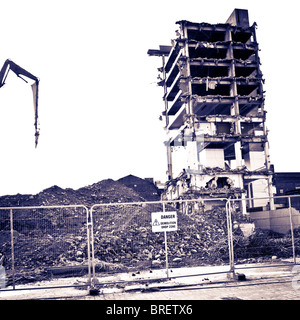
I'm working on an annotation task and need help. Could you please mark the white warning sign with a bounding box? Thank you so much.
[151,211,178,232]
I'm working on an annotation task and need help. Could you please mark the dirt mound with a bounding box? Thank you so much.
[75,179,145,206]
[1,178,298,286]
[117,175,161,201]
[0,178,147,284]
[91,205,230,270]
[0,179,145,208]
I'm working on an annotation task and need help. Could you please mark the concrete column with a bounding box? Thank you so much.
[186,140,199,171]
[234,141,243,168]
[241,193,247,215]
[166,143,173,180]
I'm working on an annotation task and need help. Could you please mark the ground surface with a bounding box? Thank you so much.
[1,261,299,300]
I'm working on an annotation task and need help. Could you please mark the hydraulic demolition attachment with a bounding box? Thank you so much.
[0,59,40,147]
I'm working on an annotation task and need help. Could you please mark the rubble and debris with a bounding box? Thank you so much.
[0,174,299,286]
[117,175,161,201]
[0,178,145,208]
[0,177,147,284]
[0,176,234,285]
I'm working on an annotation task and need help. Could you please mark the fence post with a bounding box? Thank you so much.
[288,197,296,264]
[226,200,235,274]
[86,208,92,286]
[88,207,96,287]
[162,202,170,279]
[9,209,15,290]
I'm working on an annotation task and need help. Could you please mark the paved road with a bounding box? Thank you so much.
[84,263,300,300]
[1,263,300,300]
[92,277,299,300]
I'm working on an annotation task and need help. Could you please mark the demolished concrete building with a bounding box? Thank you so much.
[148,9,275,213]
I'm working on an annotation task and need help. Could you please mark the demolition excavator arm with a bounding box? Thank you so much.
[0,59,40,147]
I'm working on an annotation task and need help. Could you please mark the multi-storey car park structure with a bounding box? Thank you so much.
[148,9,275,213]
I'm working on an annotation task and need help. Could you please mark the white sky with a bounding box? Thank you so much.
[0,0,299,196]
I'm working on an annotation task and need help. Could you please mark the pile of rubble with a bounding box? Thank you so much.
[0,178,149,283]
[91,205,230,269]
[37,179,145,207]
[1,177,298,285]
[0,178,145,208]
[0,179,232,284]
[233,227,300,261]
[117,175,161,201]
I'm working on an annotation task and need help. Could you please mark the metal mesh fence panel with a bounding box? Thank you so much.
[0,205,90,289]
[227,196,300,267]
[0,209,10,289]
[287,196,300,261]
[91,202,162,273]
[166,199,230,267]
[90,198,229,278]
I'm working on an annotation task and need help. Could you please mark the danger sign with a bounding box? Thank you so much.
[151,211,178,232]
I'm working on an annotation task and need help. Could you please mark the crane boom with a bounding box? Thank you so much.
[0,59,40,147]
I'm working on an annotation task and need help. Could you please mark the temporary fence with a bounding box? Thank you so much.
[89,198,229,284]
[226,194,300,273]
[0,195,300,292]
[0,205,91,290]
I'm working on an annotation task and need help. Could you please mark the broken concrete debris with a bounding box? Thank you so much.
[0,175,162,209]
[0,176,158,284]
[0,174,299,286]
[117,175,161,201]
[0,204,231,285]
[0,178,145,208]
[0,175,239,285]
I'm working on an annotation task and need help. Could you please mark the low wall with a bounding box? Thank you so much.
[250,207,300,234]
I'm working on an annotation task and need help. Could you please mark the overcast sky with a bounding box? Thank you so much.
[0,0,299,196]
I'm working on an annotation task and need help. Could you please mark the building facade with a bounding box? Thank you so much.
[148,9,274,212]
